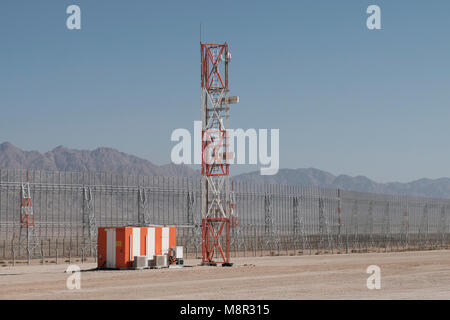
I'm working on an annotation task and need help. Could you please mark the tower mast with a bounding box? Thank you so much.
[200,42,238,266]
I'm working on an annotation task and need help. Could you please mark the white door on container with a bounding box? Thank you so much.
[132,228,141,260]
[147,227,155,259]
[106,229,116,269]
[162,227,170,255]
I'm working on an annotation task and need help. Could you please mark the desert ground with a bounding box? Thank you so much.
[0,250,449,299]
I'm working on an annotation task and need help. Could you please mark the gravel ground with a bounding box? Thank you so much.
[0,250,449,299]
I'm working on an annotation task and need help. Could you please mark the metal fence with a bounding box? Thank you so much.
[0,168,449,263]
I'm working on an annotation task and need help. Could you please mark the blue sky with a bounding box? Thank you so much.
[1,0,450,183]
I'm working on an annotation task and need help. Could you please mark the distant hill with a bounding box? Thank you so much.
[1,141,450,198]
[233,168,450,199]
[0,142,198,177]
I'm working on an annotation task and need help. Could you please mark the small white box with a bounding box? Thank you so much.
[170,246,183,259]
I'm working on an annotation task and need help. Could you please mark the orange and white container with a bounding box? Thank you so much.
[97,226,176,269]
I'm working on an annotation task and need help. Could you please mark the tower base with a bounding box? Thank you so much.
[202,218,231,265]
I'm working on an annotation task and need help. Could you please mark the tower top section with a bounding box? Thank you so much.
[201,42,230,90]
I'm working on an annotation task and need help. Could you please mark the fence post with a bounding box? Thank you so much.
[346,234,349,254]
[11,239,14,261]
[41,243,44,265]
[56,239,58,264]
[12,249,15,266]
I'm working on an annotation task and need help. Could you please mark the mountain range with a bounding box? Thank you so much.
[1,141,449,199]
[233,168,450,199]
[0,142,198,177]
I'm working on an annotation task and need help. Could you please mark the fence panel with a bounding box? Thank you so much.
[0,168,449,260]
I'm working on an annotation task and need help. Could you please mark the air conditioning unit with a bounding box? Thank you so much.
[133,256,148,270]
[154,254,168,268]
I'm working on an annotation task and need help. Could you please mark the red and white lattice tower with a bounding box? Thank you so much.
[201,42,238,266]
[19,169,40,257]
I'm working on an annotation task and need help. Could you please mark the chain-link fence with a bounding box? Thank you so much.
[0,168,449,263]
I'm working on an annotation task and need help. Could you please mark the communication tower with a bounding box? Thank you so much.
[201,42,238,266]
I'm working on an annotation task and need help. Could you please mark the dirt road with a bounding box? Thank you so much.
[0,250,449,299]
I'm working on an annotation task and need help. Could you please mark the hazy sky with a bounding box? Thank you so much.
[1,0,450,183]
